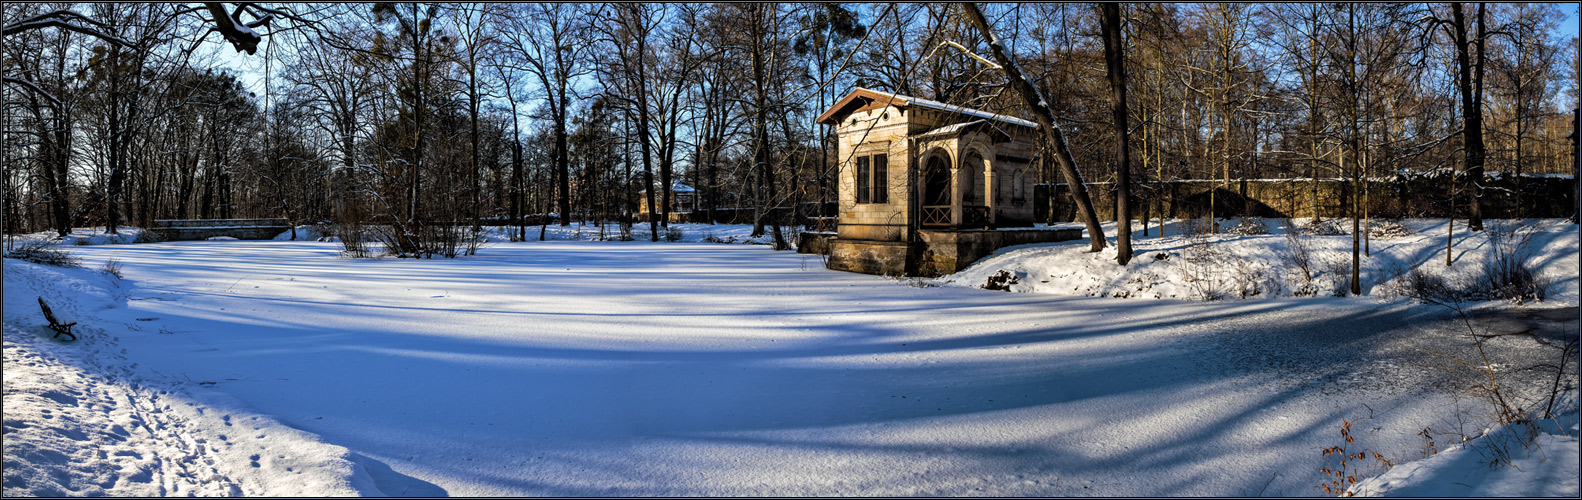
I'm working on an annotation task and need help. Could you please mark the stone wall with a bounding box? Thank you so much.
[826,227,1083,277]
[1037,174,1578,223]
[917,228,1083,276]
[148,218,291,241]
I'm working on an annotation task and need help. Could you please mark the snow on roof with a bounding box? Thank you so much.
[911,120,990,139]
[818,87,1038,129]
[641,182,697,193]
[889,90,1039,129]
[909,120,1018,143]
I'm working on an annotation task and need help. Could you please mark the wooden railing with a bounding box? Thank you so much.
[962,206,991,227]
[804,216,837,233]
[919,206,991,228]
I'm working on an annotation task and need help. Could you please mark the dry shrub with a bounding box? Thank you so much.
[983,269,1019,291]
[1301,218,1346,236]
[1324,254,1352,297]
[1278,219,1317,296]
[372,222,482,259]
[1317,418,1395,496]
[1177,233,1227,301]
[1227,217,1267,235]
[1367,219,1411,238]
[1479,221,1549,304]
[5,240,78,267]
[101,259,124,279]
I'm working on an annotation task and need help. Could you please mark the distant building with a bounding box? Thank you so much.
[638,182,699,216]
[812,88,1080,276]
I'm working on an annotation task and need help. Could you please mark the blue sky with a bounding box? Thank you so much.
[1559,3,1579,41]
[211,3,1581,117]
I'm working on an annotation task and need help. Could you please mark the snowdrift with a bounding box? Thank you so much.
[949,218,1579,306]
[2,259,379,496]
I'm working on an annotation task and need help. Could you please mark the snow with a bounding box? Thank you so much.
[856,87,1038,129]
[949,218,1579,305]
[1348,409,1579,497]
[3,218,1576,496]
[912,119,998,140]
[9,226,145,246]
[3,261,376,496]
[271,223,788,246]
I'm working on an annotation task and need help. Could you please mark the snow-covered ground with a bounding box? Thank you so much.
[11,226,146,246]
[950,218,1579,305]
[273,222,789,247]
[3,219,1577,496]
[3,260,375,496]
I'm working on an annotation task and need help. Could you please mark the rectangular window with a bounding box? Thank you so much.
[855,156,871,204]
[872,154,888,204]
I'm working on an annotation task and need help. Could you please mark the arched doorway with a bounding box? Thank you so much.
[921,154,952,226]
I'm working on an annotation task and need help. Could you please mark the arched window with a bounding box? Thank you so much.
[923,155,952,206]
[1011,169,1027,204]
[962,152,985,204]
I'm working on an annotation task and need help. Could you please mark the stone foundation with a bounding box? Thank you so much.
[826,238,911,276]
[796,231,835,255]
[916,228,1083,275]
[825,227,1083,277]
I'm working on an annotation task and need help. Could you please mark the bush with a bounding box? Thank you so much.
[1300,218,1346,236]
[665,226,684,242]
[371,222,481,259]
[1478,222,1549,304]
[983,269,1020,291]
[1367,219,1411,238]
[101,259,124,279]
[1278,219,1316,289]
[1227,217,1268,235]
[310,221,339,242]
[1177,233,1227,301]
[1325,255,1352,297]
[5,240,79,267]
[338,221,370,258]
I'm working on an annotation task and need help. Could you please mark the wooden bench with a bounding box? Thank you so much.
[37,297,76,341]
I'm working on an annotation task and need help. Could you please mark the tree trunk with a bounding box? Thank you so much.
[1101,4,1132,265]
[630,8,659,242]
[962,2,1106,251]
[1452,2,1486,231]
[749,5,787,250]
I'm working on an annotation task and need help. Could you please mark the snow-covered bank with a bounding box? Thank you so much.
[2,260,378,496]
[1349,405,1579,497]
[8,226,145,246]
[270,222,789,247]
[949,218,1579,306]
[8,238,1563,496]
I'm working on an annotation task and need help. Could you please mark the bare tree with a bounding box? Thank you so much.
[447,3,499,240]
[502,4,589,230]
[961,2,1106,252]
[1100,3,1132,264]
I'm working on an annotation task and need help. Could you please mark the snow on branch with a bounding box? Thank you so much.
[3,77,63,106]
[202,2,268,55]
[927,40,1002,71]
[1,11,133,47]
